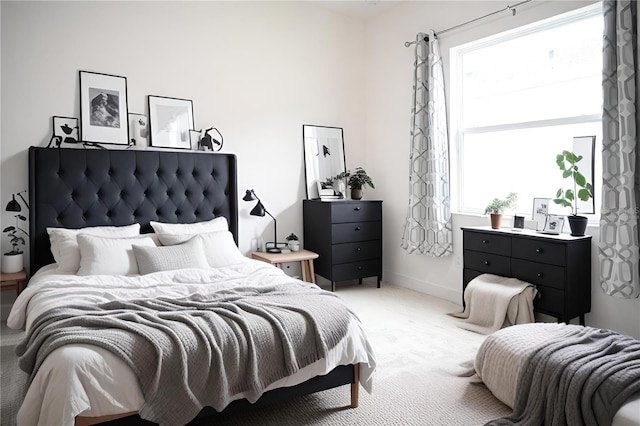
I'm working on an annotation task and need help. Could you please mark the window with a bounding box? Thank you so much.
[450,3,603,219]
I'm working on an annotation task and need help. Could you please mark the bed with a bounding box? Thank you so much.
[7,146,376,426]
[475,323,640,426]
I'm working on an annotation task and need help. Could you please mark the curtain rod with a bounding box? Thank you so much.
[404,0,533,47]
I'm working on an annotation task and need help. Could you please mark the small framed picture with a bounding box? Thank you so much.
[542,214,565,234]
[532,197,551,231]
[79,71,129,145]
[189,130,202,150]
[128,113,149,148]
[513,215,525,229]
[53,116,79,144]
[148,95,194,149]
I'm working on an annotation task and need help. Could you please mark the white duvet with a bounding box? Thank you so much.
[8,259,376,426]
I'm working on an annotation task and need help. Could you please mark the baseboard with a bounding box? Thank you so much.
[384,269,461,306]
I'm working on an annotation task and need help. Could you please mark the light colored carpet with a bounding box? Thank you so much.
[0,280,510,425]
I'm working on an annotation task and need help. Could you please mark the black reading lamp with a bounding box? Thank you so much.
[6,190,29,212]
[243,189,282,253]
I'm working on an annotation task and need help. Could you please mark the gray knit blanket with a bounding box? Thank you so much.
[485,325,640,426]
[16,283,354,426]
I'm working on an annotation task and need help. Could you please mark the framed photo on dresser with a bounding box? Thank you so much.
[79,71,129,145]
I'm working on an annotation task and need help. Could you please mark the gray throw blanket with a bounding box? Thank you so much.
[16,283,354,426]
[485,325,640,426]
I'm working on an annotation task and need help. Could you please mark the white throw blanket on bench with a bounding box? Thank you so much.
[451,274,537,335]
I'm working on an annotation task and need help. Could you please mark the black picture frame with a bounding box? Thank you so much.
[79,71,129,145]
[53,116,79,144]
[128,113,149,148]
[148,95,194,149]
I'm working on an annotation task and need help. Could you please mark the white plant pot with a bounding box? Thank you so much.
[288,241,300,252]
[2,253,24,274]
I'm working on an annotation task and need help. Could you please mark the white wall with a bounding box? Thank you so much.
[363,0,640,338]
[0,0,366,311]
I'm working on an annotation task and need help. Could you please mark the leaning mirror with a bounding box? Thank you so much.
[303,125,346,199]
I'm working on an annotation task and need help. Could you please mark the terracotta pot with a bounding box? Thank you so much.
[490,213,502,229]
[351,188,363,200]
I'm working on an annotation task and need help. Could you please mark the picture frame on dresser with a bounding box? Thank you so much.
[532,197,550,231]
[79,71,129,145]
[148,95,194,149]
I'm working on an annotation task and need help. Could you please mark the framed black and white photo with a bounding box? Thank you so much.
[542,214,565,234]
[52,116,79,144]
[79,71,129,145]
[532,197,551,231]
[128,113,149,148]
[148,96,194,149]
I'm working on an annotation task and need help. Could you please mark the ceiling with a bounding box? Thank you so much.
[310,0,405,21]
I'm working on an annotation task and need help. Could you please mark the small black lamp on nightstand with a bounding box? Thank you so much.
[243,189,284,253]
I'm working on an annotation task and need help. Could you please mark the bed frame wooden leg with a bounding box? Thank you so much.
[350,363,360,408]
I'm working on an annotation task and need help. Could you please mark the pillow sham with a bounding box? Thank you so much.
[77,234,156,276]
[132,237,209,275]
[149,216,228,235]
[159,230,245,268]
[48,223,141,273]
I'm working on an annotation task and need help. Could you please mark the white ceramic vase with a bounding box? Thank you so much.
[288,241,300,252]
[2,253,23,274]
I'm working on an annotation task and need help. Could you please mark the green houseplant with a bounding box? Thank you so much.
[484,192,518,229]
[552,150,593,236]
[347,167,375,200]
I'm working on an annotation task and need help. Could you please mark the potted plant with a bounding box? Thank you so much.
[2,213,28,273]
[347,167,375,200]
[484,192,518,229]
[552,150,593,236]
[286,233,300,252]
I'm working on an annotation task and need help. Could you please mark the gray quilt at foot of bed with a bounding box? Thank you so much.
[485,325,640,426]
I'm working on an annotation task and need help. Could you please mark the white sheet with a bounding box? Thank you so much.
[8,259,376,426]
[474,323,640,426]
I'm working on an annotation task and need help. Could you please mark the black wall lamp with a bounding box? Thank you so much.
[6,190,29,212]
[243,189,284,253]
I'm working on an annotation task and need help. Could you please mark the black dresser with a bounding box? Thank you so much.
[303,200,382,291]
[462,226,592,325]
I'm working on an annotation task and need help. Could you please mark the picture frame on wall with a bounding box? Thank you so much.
[532,197,551,231]
[52,116,79,145]
[148,95,194,149]
[128,113,149,148]
[542,214,565,235]
[79,71,129,145]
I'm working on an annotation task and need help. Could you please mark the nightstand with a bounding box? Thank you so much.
[251,249,319,284]
[1,268,28,296]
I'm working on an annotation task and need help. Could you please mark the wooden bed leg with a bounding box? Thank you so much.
[351,363,360,408]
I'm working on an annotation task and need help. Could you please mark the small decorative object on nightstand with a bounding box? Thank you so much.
[1,268,28,296]
[286,233,300,252]
[251,249,319,284]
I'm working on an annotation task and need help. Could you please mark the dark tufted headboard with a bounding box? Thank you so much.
[28,147,238,275]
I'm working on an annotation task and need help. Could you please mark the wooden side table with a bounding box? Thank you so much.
[1,268,28,296]
[251,249,319,284]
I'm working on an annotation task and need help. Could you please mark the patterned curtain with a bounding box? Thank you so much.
[599,0,640,299]
[401,31,452,256]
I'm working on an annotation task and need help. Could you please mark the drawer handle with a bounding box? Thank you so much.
[484,260,490,266]
[356,247,362,251]
[354,207,361,211]
[482,240,488,244]
[536,248,544,254]
[355,226,361,231]
[537,272,544,278]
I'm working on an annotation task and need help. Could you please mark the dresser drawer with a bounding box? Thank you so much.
[331,202,381,223]
[463,232,511,256]
[332,221,381,244]
[332,240,381,264]
[512,258,566,290]
[332,259,381,281]
[512,238,566,266]
[463,250,510,277]
[533,284,564,317]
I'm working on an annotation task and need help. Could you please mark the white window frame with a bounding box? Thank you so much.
[449,3,603,220]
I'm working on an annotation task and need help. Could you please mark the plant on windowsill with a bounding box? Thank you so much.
[552,150,593,236]
[484,192,518,229]
[285,233,300,252]
[347,167,375,200]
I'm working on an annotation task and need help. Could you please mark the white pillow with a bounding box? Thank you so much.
[48,223,141,273]
[77,234,156,276]
[160,230,245,268]
[132,237,209,275]
[149,217,228,235]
